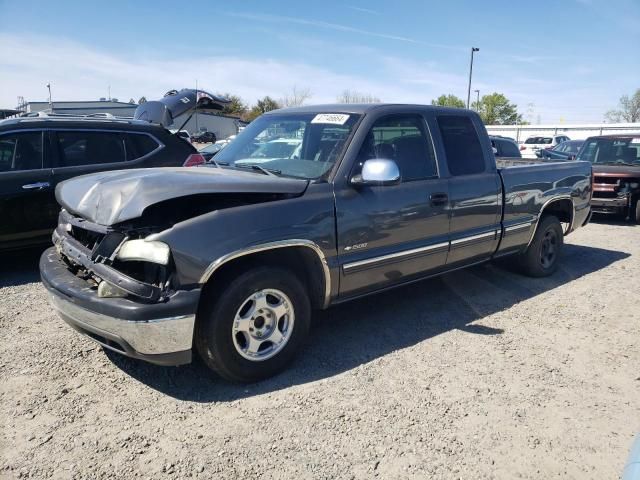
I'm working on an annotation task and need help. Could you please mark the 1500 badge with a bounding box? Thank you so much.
[344,243,368,251]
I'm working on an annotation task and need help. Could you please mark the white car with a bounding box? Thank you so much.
[520,134,570,158]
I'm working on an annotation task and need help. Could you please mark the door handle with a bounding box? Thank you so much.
[22,182,51,190]
[430,192,448,206]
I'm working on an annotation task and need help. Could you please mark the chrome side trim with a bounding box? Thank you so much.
[199,240,332,309]
[526,195,574,248]
[450,230,496,246]
[505,222,533,233]
[48,292,195,354]
[343,241,449,272]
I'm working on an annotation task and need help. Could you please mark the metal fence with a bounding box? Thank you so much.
[486,123,640,142]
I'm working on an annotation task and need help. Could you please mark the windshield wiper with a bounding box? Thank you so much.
[235,164,281,176]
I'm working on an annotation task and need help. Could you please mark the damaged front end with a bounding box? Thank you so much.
[53,210,174,302]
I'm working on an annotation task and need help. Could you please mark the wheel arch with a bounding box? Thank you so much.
[198,240,331,312]
[527,195,575,247]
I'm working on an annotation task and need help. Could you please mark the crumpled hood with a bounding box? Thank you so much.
[56,167,309,225]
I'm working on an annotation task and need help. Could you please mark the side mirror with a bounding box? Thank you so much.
[351,158,401,186]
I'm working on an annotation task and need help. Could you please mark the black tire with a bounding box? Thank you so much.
[634,198,640,224]
[195,266,311,383]
[518,215,563,277]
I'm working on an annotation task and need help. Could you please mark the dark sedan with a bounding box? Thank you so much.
[536,140,584,160]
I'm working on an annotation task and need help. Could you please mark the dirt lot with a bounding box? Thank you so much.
[1,219,638,479]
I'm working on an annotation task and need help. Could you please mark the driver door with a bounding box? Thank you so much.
[335,114,450,298]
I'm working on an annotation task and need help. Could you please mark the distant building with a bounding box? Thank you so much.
[173,111,244,140]
[16,99,138,117]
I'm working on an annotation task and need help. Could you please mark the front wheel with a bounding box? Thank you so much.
[518,215,564,277]
[634,197,640,224]
[195,266,311,382]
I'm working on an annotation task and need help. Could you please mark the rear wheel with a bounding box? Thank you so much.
[634,198,640,224]
[195,266,311,382]
[518,215,563,277]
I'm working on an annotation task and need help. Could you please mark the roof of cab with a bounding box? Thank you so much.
[267,103,471,115]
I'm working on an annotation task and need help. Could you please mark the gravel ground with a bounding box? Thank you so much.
[1,219,638,479]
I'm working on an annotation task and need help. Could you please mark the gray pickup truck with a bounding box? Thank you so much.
[40,103,592,382]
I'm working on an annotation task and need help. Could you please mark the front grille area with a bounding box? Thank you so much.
[69,225,105,252]
[593,191,619,199]
[594,176,619,185]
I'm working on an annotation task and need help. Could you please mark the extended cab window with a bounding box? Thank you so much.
[356,114,437,181]
[56,131,125,167]
[437,115,485,175]
[0,131,43,172]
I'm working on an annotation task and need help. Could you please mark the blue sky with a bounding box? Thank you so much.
[0,0,638,123]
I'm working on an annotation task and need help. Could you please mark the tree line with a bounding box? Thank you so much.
[430,93,527,125]
[214,87,381,122]
[137,86,640,124]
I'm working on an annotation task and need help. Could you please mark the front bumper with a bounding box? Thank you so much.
[40,247,199,366]
[591,195,630,214]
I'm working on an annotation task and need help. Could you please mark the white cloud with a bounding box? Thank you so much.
[0,32,621,123]
[0,33,462,108]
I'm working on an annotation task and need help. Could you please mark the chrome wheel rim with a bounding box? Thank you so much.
[540,228,558,269]
[232,289,295,361]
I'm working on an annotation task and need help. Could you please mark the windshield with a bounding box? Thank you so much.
[213,112,361,179]
[525,137,552,144]
[576,137,640,165]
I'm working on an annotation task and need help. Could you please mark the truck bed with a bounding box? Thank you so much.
[496,159,592,255]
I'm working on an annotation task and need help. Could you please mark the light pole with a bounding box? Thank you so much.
[46,82,53,112]
[474,89,480,111]
[466,47,479,109]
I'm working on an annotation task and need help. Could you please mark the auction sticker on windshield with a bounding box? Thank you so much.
[311,113,350,125]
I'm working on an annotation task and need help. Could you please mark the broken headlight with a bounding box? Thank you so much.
[117,239,170,265]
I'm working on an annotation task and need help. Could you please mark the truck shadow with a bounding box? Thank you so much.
[590,213,638,227]
[0,247,46,288]
[106,242,630,402]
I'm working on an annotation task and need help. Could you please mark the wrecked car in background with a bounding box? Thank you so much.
[577,134,640,223]
[40,104,592,382]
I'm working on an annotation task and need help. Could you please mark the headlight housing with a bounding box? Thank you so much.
[117,239,170,265]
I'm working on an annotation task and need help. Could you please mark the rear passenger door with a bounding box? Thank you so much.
[435,114,501,266]
[49,130,163,212]
[0,130,54,248]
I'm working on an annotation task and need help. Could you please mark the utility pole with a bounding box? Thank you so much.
[466,47,479,109]
[474,89,480,111]
[195,79,198,134]
[46,83,53,112]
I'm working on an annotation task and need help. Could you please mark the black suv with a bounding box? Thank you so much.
[0,115,199,251]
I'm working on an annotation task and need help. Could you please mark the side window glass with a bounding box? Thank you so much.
[125,133,160,161]
[57,131,125,167]
[0,132,43,172]
[355,114,437,181]
[437,115,485,175]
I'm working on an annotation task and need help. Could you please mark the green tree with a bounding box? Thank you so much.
[431,94,465,108]
[475,93,524,125]
[605,89,640,123]
[138,96,147,104]
[245,96,281,122]
[218,93,248,117]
